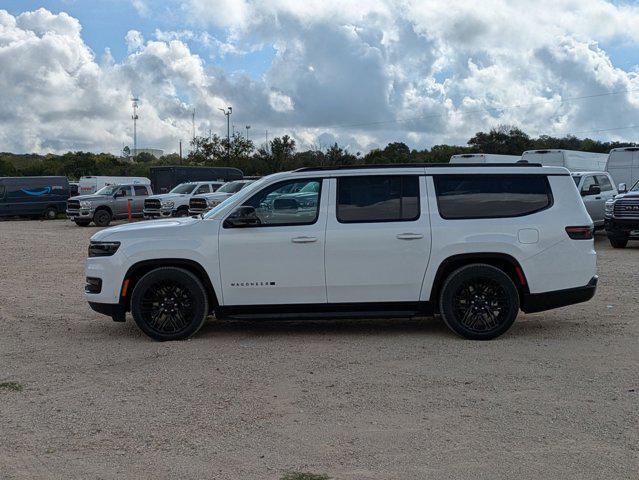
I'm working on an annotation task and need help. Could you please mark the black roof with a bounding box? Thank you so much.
[294,162,542,172]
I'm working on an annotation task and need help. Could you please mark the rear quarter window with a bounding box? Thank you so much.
[433,174,552,219]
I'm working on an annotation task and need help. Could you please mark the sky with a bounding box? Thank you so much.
[0,0,638,155]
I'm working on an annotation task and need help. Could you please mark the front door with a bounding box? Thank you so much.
[218,177,328,305]
[113,186,133,218]
[580,175,603,225]
[324,174,431,303]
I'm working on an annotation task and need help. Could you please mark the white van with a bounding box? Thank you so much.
[521,150,608,172]
[606,147,639,191]
[450,153,521,164]
[78,176,151,195]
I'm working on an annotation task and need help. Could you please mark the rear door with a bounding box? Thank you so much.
[133,185,149,213]
[324,174,431,303]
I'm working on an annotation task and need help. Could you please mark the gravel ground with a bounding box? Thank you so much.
[0,219,637,480]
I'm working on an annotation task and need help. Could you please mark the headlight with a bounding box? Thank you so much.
[605,200,614,213]
[161,200,174,208]
[207,198,221,207]
[88,241,120,257]
[80,201,92,208]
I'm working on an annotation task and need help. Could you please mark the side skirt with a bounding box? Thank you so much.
[215,302,435,321]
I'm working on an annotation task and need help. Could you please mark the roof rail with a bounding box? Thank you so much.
[294,162,542,172]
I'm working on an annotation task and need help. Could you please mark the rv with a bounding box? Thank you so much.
[450,153,521,164]
[0,176,70,219]
[521,150,608,172]
[606,147,639,191]
[78,176,150,195]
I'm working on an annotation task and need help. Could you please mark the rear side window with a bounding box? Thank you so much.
[433,175,552,219]
[337,175,420,223]
[134,186,148,196]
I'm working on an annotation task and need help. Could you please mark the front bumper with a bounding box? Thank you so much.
[143,208,173,219]
[521,276,598,314]
[67,208,94,219]
[604,217,639,236]
[88,301,126,322]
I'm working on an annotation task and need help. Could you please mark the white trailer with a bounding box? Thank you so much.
[450,153,521,164]
[521,149,608,172]
[78,176,151,195]
[606,147,639,191]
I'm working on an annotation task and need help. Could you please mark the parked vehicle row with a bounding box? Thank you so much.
[84,162,598,342]
[0,176,70,219]
[143,181,225,219]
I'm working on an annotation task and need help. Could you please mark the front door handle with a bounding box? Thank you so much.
[292,236,318,243]
[396,233,424,240]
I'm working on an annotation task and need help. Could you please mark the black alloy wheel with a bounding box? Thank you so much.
[131,267,209,341]
[439,264,519,340]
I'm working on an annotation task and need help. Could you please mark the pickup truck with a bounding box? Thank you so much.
[67,184,153,227]
[604,180,639,248]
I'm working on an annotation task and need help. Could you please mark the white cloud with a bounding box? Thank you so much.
[1,3,639,155]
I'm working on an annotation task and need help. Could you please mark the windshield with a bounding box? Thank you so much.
[217,181,250,194]
[572,176,581,187]
[170,183,196,194]
[203,177,270,219]
[95,185,119,195]
[631,180,639,192]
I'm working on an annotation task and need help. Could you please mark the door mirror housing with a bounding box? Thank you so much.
[224,206,261,228]
[582,184,601,196]
[618,183,627,194]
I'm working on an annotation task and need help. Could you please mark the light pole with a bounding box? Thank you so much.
[131,97,139,157]
[245,125,251,141]
[218,106,232,161]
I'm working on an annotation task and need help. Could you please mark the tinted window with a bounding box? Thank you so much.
[0,185,5,197]
[134,185,148,196]
[581,176,596,194]
[434,175,552,219]
[239,178,321,226]
[337,175,419,223]
[118,186,132,197]
[194,184,210,194]
[596,175,613,191]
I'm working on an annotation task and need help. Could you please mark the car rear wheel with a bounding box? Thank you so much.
[130,267,209,341]
[608,236,628,248]
[43,206,57,220]
[439,264,520,340]
[74,220,91,227]
[93,209,111,227]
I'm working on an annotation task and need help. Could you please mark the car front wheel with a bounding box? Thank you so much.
[608,236,628,248]
[130,267,209,341]
[93,209,111,227]
[439,264,520,340]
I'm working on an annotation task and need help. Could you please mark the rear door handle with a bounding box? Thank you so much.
[396,233,424,240]
[292,236,318,243]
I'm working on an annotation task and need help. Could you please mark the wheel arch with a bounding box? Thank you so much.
[94,205,113,216]
[120,258,219,313]
[429,253,529,304]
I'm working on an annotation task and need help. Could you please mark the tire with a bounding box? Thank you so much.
[93,209,112,227]
[176,207,189,217]
[609,237,628,248]
[74,220,91,227]
[439,264,520,340]
[130,267,209,341]
[43,206,57,220]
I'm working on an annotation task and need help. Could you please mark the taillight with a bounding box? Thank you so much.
[565,226,593,240]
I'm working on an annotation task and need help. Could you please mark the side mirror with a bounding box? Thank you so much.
[582,185,601,196]
[224,206,261,228]
[618,183,627,194]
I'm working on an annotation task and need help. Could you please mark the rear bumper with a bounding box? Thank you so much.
[521,276,598,314]
[88,301,126,322]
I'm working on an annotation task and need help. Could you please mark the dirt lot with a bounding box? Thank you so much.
[0,219,637,480]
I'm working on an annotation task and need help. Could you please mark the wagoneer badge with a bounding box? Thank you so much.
[231,282,276,287]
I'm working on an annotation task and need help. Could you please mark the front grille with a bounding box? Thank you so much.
[613,198,639,218]
[189,198,208,211]
[67,200,80,210]
[144,198,161,210]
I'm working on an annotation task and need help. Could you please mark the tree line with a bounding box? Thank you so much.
[0,126,635,179]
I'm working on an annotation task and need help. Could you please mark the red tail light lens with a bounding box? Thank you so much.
[565,226,593,240]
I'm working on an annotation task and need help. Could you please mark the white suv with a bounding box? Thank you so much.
[143,181,224,218]
[85,164,597,341]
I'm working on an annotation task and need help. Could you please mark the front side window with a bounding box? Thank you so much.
[233,178,322,226]
[218,181,249,194]
[434,175,552,219]
[194,184,210,195]
[117,186,133,197]
[336,175,420,223]
[580,176,597,194]
[595,175,613,191]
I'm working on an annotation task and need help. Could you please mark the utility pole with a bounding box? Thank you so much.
[232,124,235,136]
[245,125,250,141]
[265,129,269,152]
[179,139,182,163]
[131,97,139,157]
[218,106,232,161]
[191,109,196,141]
